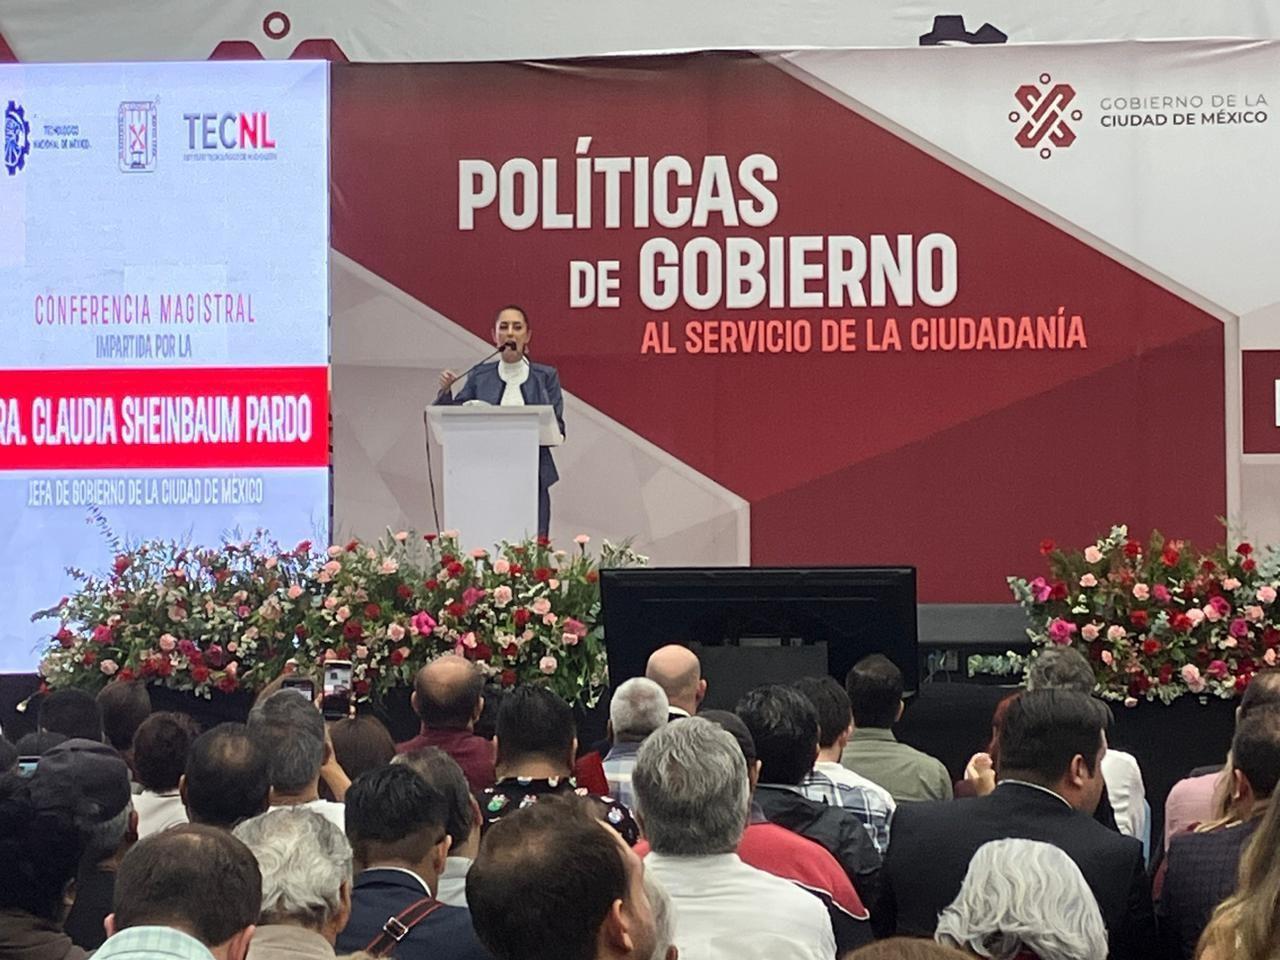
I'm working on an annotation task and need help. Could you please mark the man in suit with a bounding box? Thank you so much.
[881,689,1156,960]
[437,305,565,538]
[1159,704,1280,958]
[336,765,490,960]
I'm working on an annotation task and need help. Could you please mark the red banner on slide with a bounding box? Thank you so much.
[0,367,329,470]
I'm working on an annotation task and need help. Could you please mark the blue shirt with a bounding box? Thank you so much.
[95,927,216,960]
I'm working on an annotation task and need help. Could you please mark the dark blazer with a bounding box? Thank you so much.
[881,782,1156,960]
[437,360,565,487]
[336,868,491,960]
[1158,818,1259,959]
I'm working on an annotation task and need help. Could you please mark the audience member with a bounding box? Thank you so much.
[31,740,136,951]
[850,939,969,959]
[327,716,395,782]
[0,737,17,775]
[842,655,952,802]
[38,691,103,744]
[694,710,870,953]
[393,747,480,907]
[1159,706,1280,958]
[645,645,706,720]
[934,838,1108,960]
[793,675,895,854]
[16,731,68,758]
[397,655,495,791]
[602,677,668,809]
[337,765,489,960]
[96,682,151,776]
[0,773,87,960]
[247,691,346,829]
[181,723,270,829]
[467,798,658,960]
[1196,785,1280,960]
[97,825,260,960]
[479,686,638,844]
[1026,647,1147,839]
[633,716,837,960]
[736,685,882,905]
[644,872,677,960]
[882,690,1154,959]
[132,712,201,838]
[1164,669,1280,848]
[233,809,352,960]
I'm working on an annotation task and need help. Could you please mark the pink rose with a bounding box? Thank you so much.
[336,605,351,622]
[1106,625,1127,641]
[1030,577,1052,603]
[462,587,486,608]
[100,659,118,676]
[1079,574,1098,588]
[531,597,552,616]
[1100,650,1114,666]
[1266,648,1278,667]
[443,530,460,540]
[355,645,369,659]
[1223,577,1241,591]
[574,534,591,546]
[1186,608,1206,626]
[542,613,558,626]
[548,579,560,590]
[158,633,177,652]
[493,585,513,607]
[394,531,409,542]
[387,623,406,642]
[493,558,511,575]
[1203,604,1222,623]
[539,655,558,675]
[1246,604,1265,622]
[236,605,251,618]
[287,584,304,600]
[380,558,400,575]
[227,641,239,653]
[1230,618,1250,639]
[323,596,338,610]
[471,548,488,559]
[1210,595,1232,616]
[462,632,478,649]
[323,560,342,576]
[1083,546,1103,564]
[1257,585,1278,604]
[1081,623,1101,641]
[1132,583,1150,601]
[1152,585,1171,604]
[397,646,411,661]
[562,631,580,647]
[411,611,437,635]
[327,545,343,558]
[167,605,188,622]
[564,617,588,638]
[1223,637,1239,648]
[1181,664,1205,692]
[1047,618,1077,644]
[1207,659,1230,679]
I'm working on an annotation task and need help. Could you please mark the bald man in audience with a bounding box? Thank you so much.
[397,654,495,791]
[645,645,707,721]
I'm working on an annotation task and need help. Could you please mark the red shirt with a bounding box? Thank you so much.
[396,726,496,791]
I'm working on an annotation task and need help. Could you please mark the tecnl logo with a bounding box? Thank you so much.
[1011,74,1081,159]
[183,112,277,151]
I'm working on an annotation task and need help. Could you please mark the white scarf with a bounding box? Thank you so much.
[498,358,529,406]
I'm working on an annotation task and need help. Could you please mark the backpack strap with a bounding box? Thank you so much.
[363,896,448,958]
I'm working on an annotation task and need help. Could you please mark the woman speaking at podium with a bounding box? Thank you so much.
[436,305,565,538]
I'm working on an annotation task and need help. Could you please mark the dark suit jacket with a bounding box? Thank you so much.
[336,868,491,960]
[882,782,1156,960]
[1158,818,1258,959]
[437,360,565,487]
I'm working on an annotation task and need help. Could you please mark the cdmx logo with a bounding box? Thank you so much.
[4,99,30,175]
[1011,74,1082,159]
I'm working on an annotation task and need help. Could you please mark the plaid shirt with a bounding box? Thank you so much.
[95,927,216,960]
[799,770,893,854]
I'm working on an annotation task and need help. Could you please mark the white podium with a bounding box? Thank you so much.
[426,405,562,551]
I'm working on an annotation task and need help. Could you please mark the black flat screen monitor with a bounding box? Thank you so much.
[599,567,918,709]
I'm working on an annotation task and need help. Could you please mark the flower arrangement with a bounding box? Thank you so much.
[35,528,645,707]
[1010,525,1280,704]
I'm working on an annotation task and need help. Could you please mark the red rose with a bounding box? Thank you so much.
[345,539,359,553]
[1243,558,1258,572]
[1161,545,1180,567]
[1123,540,1141,559]
[1238,542,1254,557]
[156,655,174,678]
[82,650,97,666]
[214,569,231,584]
[187,650,204,667]
[113,554,130,575]
[389,649,406,665]
[536,536,551,548]
[296,540,312,554]
[191,665,211,684]
[586,571,599,584]
[117,667,135,682]
[1039,539,1055,556]
[508,564,523,577]
[217,675,238,694]
[1158,663,1175,685]
[1142,637,1161,656]
[295,625,309,640]
[424,579,439,590]
[396,584,413,602]
[441,554,456,565]
[1202,559,1217,573]
[533,567,552,583]
[1170,612,1193,632]
[353,679,371,697]
[502,643,519,658]
[500,669,518,687]
[334,646,351,660]
[423,533,438,543]
[1130,610,1150,629]
[1264,627,1280,648]
[1128,674,1151,696]
[446,562,464,578]
[1049,581,1068,601]
[364,603,382,619]
[447,602,468,619]
[1236,673,1253,693]
[513,608,530,627]
[343,620,363,640]
[473,643,492,662]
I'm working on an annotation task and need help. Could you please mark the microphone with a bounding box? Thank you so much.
[436,342,511,402]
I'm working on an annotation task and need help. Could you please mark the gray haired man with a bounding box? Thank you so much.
[247,691,346,829]
[234,808,353,960]
[633,717,836,960]
[603,678,669,809]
